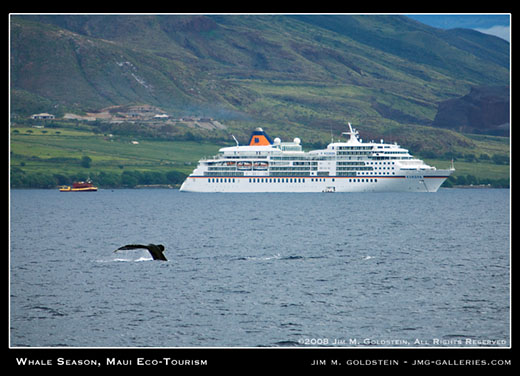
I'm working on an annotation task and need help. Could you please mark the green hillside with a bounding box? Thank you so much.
[9,15,510,188]
[10,124,219,188]
[11,15,509,124]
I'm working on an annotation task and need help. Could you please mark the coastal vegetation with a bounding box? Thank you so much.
[10,120,509,189]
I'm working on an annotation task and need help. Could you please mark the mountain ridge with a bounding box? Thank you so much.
[10,15,510,140]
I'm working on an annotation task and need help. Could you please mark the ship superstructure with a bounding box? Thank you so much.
[180,124,454,193]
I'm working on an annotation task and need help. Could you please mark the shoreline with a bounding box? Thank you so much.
[9,186,509,191]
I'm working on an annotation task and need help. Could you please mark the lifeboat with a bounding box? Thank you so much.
[253,162,269,170]
[237,162,252,170]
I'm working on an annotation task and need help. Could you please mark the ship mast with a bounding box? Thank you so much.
[342,122,361,144]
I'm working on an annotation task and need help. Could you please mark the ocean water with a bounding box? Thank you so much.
[10,188,510,347]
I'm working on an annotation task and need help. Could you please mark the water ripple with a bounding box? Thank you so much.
[10,189,510,347]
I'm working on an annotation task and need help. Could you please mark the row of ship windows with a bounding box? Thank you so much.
[249,178,335,183]
[206,178,380,183]
[359,171,395,175]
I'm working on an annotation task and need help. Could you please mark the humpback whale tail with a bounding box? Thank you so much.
[114,244,167,261]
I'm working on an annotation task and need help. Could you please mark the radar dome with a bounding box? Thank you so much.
[274,137,281,144]
[293,137,301,145]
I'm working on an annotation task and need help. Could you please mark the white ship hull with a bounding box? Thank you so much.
[180,172,451,193]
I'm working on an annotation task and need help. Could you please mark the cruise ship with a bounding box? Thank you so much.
[180,124,454,193]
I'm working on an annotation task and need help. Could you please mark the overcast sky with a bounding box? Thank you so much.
[406,14,510,42]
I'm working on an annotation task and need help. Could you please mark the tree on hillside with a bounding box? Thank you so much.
[81,155,92,168]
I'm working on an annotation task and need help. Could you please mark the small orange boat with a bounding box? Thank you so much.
[59,179,98,192]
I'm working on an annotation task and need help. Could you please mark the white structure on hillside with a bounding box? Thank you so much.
[31,113,55,120]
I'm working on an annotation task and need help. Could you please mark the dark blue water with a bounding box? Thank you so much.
[10,189,510,347]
